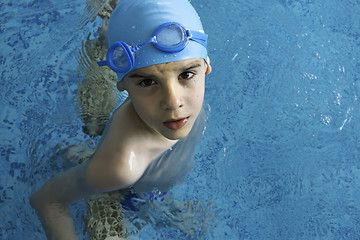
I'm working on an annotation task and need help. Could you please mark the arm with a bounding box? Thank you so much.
[29,109,126,239]
[30,108,120,239]
[30,162,99,240]
[30,104,145,239]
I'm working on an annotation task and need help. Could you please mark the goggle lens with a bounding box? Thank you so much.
[156,24,185,49]
[112,46,129,69]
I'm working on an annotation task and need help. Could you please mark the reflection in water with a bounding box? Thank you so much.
[79,0,120,30]
[76,0,121,138]
[123,192,215,239]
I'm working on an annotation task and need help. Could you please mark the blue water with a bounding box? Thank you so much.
[1,0,360,239]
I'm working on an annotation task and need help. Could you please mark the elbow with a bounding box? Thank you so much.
[29,190,42,210]
[29,185,52,211]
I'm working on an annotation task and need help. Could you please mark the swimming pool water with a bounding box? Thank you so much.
[1,0,360,239]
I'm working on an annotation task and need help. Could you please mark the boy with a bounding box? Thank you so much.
[30,0,212,239]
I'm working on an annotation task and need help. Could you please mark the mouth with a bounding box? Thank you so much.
[163,117,189,130]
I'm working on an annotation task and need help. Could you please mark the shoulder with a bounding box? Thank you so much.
[85,101,155,191]
[86,150,146,191]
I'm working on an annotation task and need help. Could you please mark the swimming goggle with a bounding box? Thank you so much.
[97,22,208,73]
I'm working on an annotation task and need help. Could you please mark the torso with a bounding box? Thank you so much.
[87,101,208,193]
[131,105,208,192]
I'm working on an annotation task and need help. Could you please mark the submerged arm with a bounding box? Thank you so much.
[30,162,99,240]
[30,104,150,239]
[30,109,117,239]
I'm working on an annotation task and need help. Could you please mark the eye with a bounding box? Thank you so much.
[138,79,156,87]
[179,71,195,80]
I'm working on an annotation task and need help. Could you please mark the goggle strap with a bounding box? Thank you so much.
[97,60,108,67]
[188,30,208,48]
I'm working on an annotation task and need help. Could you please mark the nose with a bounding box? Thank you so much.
[160,82,183,111]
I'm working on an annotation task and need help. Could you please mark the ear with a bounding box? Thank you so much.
[205,56,212,75]
[116,81,125,92]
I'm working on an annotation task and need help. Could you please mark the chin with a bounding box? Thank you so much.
[163,131,189,140]
[162,125,192,140]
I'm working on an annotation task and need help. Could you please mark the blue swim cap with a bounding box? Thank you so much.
[108,0,208,81]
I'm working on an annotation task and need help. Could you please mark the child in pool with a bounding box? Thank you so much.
[30,0,212,239]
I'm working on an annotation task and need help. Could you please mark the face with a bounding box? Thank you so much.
[119,58,211,140]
